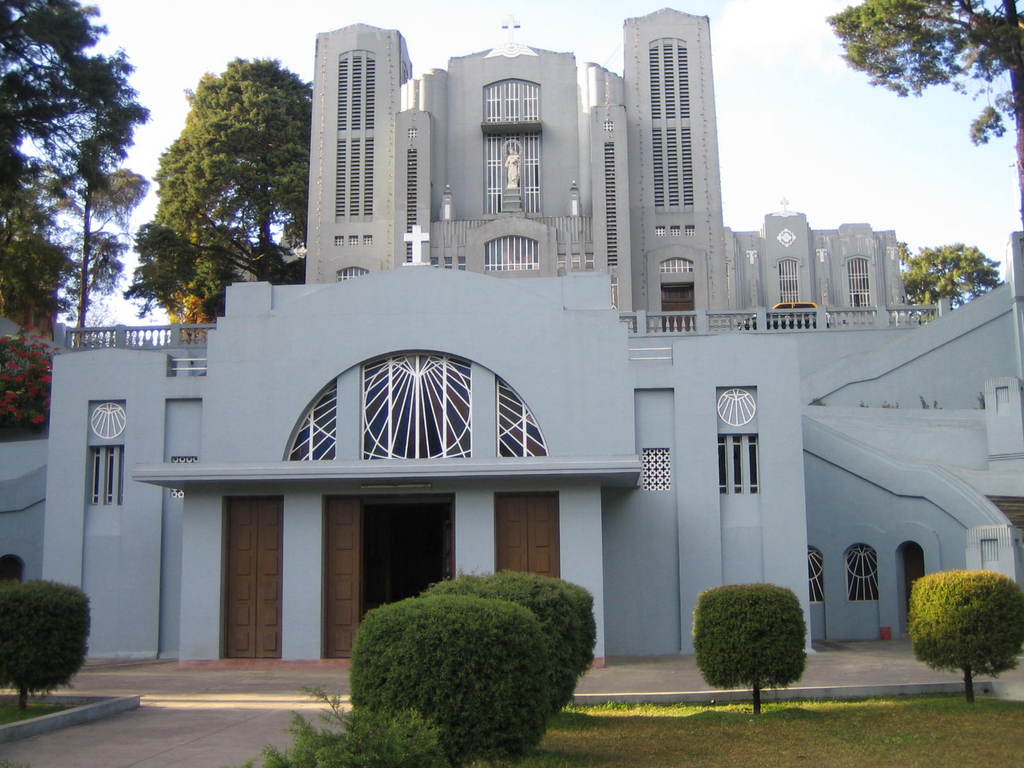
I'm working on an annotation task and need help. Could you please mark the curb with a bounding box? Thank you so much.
[573,681,984,706]
[0,695,140,743]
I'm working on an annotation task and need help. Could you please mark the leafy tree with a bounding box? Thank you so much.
[900,242,1002,306]
[0,173,71,330]
[693,583,806,714]
[910,569,1024,703]
[0,1,144,196]
[126,59,311,321]
[61,169,148,326]
[830,2,1024,230]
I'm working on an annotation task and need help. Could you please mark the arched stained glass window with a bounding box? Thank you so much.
[808,547,824,603]
[659,257,694,273]
[497,378,547,457]
[363,354,472,459]
[845,543,878,601]
[288,384,337,460]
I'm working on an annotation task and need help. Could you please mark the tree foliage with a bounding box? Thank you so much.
[0,174,71,330]
[830,1,1024,228]
[900,242,1002,306]
[0,580,89,708]
[909,569,1024,702]
[126,59,311,322]
[0,1,148,327]
[693,583,806,714]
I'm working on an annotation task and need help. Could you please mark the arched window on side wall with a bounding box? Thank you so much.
[337,267,369,281]
[660,258,694,273]
[845,543,878,601]
[0,554,24,582]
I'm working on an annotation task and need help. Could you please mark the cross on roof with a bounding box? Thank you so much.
[403,225,430,266]
[780,197,790,214]
[502,15,520,45]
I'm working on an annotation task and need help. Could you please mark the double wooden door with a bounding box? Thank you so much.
[495,493,560,577]
[224,497,283,658]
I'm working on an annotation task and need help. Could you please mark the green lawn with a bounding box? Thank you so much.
[493,697,1024,768]
[0,702,67,726]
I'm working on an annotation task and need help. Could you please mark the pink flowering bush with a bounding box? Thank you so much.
[0,335,53,429]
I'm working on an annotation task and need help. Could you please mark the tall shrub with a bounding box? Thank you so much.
[351,594,550,767]
[422,571,595,711]
[0,580,90,708]
[909,569,1024,703]
[0,334,52,429]
[693,583,806,714]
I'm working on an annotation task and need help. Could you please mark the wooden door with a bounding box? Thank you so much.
[495,493,559,577]
[224,497,282,658]
[324,497,362,658]
[661,283,694,311]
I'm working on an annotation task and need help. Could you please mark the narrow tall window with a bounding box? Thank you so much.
[496,378,547,457]
[808,547,824,603]
[845,543,879,601]
[779,259,799,302]
[603,142,618,267]
[717,435,758,494]
[90,445,124,505]
[485,134,540,213]
[406,148,418,262]
[848,257,871,307]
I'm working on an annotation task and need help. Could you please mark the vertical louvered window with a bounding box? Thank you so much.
[406,148,418,262]
[335,51,376,219]
[649,39,693,210]
[779,259,800,302]
[603,142,618,267]
[89,445,124,505]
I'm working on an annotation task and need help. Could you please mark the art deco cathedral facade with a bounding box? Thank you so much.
[304,9,904,313]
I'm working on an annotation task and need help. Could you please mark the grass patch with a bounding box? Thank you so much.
[481,696,1024,768]
[0,702,67,726]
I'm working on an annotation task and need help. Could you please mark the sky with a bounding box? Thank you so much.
[79,0,1021,324]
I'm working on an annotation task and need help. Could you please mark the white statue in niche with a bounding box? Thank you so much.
[504,139,521,189]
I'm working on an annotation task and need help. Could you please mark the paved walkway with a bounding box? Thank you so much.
[2,640,1021,768]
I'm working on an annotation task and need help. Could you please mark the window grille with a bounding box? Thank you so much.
[779,259,800,303]
[348,235,358,246]
[334,141,347,217]
[485,134,540,213]
[170,456,197,463]
[670,225,680,236]
[845,543,878,600]
[808,547,824,603]
[496,378,547,457]
[336,51,376,218]
[655,226,666,237]
[603,142,618,267]
[981,538,999,566]
[685,225,695,236]
[641,448,672,491]
[485,236,539,271]
[604,119,614,132]
[650,128,693,209]
[649,40,690,120]
[483,79,540,122]
[89,445,124,505]
[717,434,758,494]
[289,385,337,460]
[848,257,871,307]
[660,258,694,273]
[348,138,361,216]
[666,127,679,207]
[363,235,372,246]
[610,275,619,309]
[362,354,472,459]
[337,267,369,281]
[362,137,374,216]
[651,129,664,208]
[408,127,418,141]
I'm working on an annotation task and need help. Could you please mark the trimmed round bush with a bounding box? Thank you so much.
[0,580,90,708]
[693,583,805,714]
[910,569,1024,703]
[422,571,596,711]
[351,594,550,767]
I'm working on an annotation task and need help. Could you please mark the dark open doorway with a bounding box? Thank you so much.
[362,501,452,611]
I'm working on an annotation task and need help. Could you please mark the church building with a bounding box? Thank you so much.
[3,8,1024,662]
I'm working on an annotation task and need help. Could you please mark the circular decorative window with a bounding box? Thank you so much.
[717,389,756,427]
[91,402,126,440]
[776,228,796,248]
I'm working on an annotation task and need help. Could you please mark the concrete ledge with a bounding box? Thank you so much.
[573,681,979,706]
[988,680,1024,701]
[0,695,140,743]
